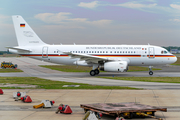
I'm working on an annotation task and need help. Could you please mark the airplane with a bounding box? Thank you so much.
[8,15,177,76]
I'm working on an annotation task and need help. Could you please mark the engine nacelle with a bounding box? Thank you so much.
[100,61,128,72]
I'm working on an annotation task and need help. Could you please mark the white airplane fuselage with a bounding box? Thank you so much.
[9,15,177,76]
[9,44,177,66]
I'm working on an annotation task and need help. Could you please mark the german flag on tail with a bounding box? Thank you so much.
[20,24,25,27]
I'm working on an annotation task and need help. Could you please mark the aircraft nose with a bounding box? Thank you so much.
[172,55,177,63]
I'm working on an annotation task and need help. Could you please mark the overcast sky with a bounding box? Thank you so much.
[0,0,180,50]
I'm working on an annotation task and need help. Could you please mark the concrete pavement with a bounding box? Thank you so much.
[0,57,180,89]
[0,57,180,119]
[1,89,180,120]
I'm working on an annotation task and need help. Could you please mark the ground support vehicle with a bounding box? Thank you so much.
[80,102,167,119]
[1,62,17,69]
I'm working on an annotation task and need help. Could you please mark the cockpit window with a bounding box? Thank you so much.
[164,51,167,54]
[161,50,168,54]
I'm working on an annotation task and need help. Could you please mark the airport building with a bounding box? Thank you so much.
[170,49,180,54]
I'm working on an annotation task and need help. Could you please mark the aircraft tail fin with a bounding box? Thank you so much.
[12,15,47,46]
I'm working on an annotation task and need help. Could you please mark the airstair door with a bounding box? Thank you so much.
[148,47,155,58]
[42,46,48,58]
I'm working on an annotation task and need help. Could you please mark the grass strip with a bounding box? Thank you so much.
[39,65,92,72]
[127,66,161,72]
[0,77,140,89]
[39,65,161,72]
[0,69,23,73]
[98,77,180,84]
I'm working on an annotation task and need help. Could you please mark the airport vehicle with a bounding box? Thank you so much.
[8,16,177,76]
[81,103,166,119]
[1,62,17,69]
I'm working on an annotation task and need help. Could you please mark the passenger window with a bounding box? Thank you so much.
[97,51,99,53]
[78,51,80,53]
[110,51,112,53]
[54,51,56,53]
[114,51,116,53]
[81,51,83,53]
[117,51,119,53]
[134,51,135,53]
[76,51,77,53]
[106,51,108,53]
[103,51,105,53]
[161,51,163,54]
[95,51,96,53]
[92,51,94,53]
[100,51,102,53]
[128,51,130,53]
[89,51,91,53]
[87,51,88,53]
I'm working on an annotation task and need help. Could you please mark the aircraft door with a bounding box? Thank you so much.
[148,47,155,58]
[42,46,48,58]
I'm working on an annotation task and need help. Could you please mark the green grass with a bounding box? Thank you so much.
[171,57,180,66]
[39,65,161,72]
[39,65,92,72]
[0,77,139,89]
[0,69,23,73]
[128,66,161,72]
[98,77,180,84]
[0,54,20,57]
[174,54,180,57]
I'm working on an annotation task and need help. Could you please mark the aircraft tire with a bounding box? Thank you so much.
[90,70,96,76]
[95,69,99,75]
[149,71,153,75]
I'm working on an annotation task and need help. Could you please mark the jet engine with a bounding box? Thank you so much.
[99,61,128,72]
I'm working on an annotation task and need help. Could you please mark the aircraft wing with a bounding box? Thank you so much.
[63,52,109,63]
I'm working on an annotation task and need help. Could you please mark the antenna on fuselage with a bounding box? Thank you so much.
[148,43,150,45]
[74,43,76,45]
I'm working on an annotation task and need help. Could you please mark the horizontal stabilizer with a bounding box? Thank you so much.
[6,46,31,52]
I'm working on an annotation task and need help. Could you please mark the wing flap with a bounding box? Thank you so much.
[63,52,108,63]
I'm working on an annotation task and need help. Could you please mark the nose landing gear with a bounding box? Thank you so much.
[149,71,153,75]
[149,66,153,75]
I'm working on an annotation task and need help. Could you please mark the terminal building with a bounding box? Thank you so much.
[170,49,180,54]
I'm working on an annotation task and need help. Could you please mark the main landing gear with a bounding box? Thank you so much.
[90,69,100,76]
[149,66,153,75]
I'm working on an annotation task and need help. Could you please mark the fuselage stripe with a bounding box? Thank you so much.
[20,54,176,57]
